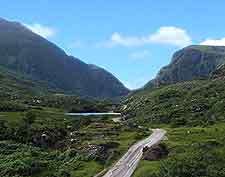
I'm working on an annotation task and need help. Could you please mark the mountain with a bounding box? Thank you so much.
[210,63,225,80]
[0,65,49,100]
[121,45,225,126]
[122,72,225,127]
[145,45,225,88]
[0,18,129,98]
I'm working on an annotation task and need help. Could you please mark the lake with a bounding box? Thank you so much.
[65,112,121,116]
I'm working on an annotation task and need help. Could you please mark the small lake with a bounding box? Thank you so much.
[65,112,121,116]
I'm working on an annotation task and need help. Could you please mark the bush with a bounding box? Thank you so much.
[159,151,225,177]
[0,101,27,112]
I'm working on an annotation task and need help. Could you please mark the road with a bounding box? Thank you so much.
[102,129,166,177]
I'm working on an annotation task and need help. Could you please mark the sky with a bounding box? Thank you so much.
[1,1,225,89]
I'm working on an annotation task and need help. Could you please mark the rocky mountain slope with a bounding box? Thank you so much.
[122,49,225,126]
[126,64,225,177]
[145,45,225,88]
[0,18,129,98]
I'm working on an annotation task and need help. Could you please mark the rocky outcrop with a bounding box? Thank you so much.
[142,143,169,160]
[211,63,225,80]
[145,45,225,88]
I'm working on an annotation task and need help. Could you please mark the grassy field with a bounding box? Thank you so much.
[132,123,225,177]
[0,108,150,177]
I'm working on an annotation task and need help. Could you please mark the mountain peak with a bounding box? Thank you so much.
[0,18,129,98]
[145,45,225,88]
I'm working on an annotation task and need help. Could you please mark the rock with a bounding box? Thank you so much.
[67,125,72,129]
[211,63,225,80]
[84,142,120,162]
[142,143,169,161]
[41,133,47,137]
[145,45,225,89]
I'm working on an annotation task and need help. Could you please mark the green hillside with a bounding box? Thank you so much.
[2,17,225,177]
[0,66,48,100]
[133,124,225,177]
[0,18,129,98]
[123,64,225,177]
[0,66,145,177]
[123,79,225,126]
[123,62,225,127]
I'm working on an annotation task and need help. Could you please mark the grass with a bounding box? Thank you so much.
[72,161,102,177]
[2,63,225,176]
[123,79,225,127]
[132,123,225,177]
[0,107,149,177]
[125,68,225,177]
[132,161,160,177]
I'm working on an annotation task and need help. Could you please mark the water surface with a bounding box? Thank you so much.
[65,112,121,116]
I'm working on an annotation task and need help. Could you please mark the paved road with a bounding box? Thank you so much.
[103,129,166,177]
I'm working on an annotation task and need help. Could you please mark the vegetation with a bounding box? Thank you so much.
[126,70,225,177]
[2,67,225,177]
[0,101,28,112]
[0,66,118,113]
[0,63,140,176]
[126,66,225,177]
[0,56,134,177]
[145,45,225,89]
[0,107,149,177]
[133,124,225,177]
[1,19,225,177]
[0,65,47,101]
[123,79,225,127]
[0,18,129,98]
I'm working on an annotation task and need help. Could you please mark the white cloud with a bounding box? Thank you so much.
[96,32,144,48]
[24,23,56,38]
[200,37,225,46]
[149,26,192,47]
[110,32,145,47]
[129,50,150,60]
[97,26,192,48]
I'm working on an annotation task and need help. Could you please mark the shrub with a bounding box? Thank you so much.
[0,101,27,112]
[159,151,225,177]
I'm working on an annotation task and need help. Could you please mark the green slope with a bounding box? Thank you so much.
[0,66,48,100]
[125,66,225,177]
[0,17,129,98]
[133,124,225,177]
[122,62,225,127]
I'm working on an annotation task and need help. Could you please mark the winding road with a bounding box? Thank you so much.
[102,129,166,177]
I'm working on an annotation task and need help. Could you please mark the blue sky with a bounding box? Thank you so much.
[1,1,225,89]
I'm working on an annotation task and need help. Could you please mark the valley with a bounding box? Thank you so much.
[0,16,225,177]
